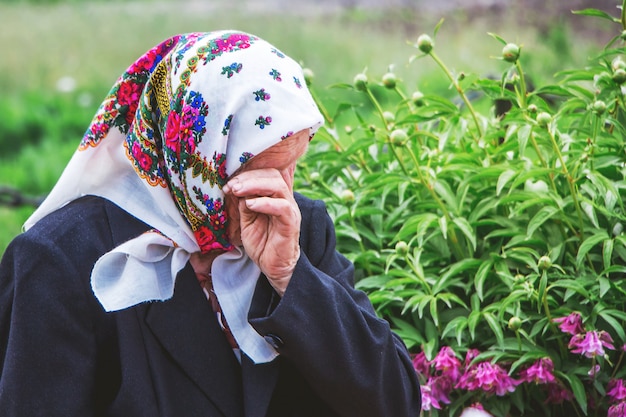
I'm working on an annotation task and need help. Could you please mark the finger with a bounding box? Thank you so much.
[244,196,299,219]
[224,169,292,198]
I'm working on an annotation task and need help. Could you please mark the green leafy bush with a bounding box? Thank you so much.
[298,4,626,417]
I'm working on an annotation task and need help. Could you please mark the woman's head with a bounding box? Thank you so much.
[79,31,323,252]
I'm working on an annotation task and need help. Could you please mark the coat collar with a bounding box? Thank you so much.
[144,264,280,417]
[105,198,281,417]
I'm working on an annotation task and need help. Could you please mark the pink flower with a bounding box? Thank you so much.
[456,361,519,396]
[569,330,615,358]
[420,384,441,411]
[544,382,574,404]
[553,312,584,335]
[518,357,555,385]
[588,364,601,377]
[432,346,462,382]
[608,379,626,403]
[464,349,481,366]
[412,351,430,377]
[428,375,454,405]
[608,402,626,417]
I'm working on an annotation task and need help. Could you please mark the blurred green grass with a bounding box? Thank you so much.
[0,0,610,254]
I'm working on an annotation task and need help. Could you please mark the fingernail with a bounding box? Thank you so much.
[246,198,256,207]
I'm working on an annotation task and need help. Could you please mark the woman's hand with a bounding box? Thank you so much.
[223,166,300,296]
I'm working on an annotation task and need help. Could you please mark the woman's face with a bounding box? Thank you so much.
[224,129,310,247]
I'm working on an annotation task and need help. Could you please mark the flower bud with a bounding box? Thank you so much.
[411,91,425,107]
[390,129,408,146]
[613,69,626,84]
[508,316,522,331]
[621,30,626,41]
[527,104,538,114]
[417,34,433,54]
[502,43,521,63]
[309,172,321,183]
[303,68,314,86]
[536,112,552,128]
[592,100,607,115]
[341,189,355,205]
[382,72,397,89]
[612,57,626,71]
[395,241,409,256]
[538,255,552,270]
[353,73,368,91]
[383,111,395,124]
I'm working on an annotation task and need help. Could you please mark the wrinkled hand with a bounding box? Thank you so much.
[223,167,300,296]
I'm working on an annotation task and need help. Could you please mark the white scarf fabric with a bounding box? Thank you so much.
[25,31,323,363]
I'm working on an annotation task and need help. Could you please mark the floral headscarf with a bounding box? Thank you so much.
[76,31,321,251]
[24,32,323,362]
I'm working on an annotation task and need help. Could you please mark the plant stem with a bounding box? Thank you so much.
[309,85,334,125]
[542,287,568,357]
[546,126,586,241]
[403,145,466,259]
[365,88,388,128]
[515,60,528,110]
[428,51,483,140]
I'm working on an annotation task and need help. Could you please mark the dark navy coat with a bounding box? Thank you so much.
[0,194,421,416]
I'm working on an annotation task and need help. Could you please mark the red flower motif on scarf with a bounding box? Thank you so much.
[128,51,158,74]
[194,225,217,252]
[131,142,152,172]
[165,112,181,153]
[117,81,143,125]
[180,106,199,154]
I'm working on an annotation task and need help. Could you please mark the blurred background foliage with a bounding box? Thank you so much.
[0,0,617,253]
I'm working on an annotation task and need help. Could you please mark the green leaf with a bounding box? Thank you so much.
[517,124,531,156]
[430,298,440,326]
[559,372,587,414]
[483,312,505,348]
[576,230,609,267]
[474,259,494,301]
[496,169,516,196]
[527,206,559,237]
[603,238,614,271]
[599,309,626,343]
[441,316,468,345]
[389,317,424,349]
[467,310,481,341]
[537,271,548,314]
[547,279,590,298]
[510,351,550,373]
[433,180,458,213]
[439,215,448,240]
[453,217,477,252]
[581,201,599,228]
[572,8,619,22]
[433,17,445,36]
[434,258,482,293]
[487,32,508,45]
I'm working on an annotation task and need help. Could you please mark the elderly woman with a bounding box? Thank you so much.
[0,32,421,416]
